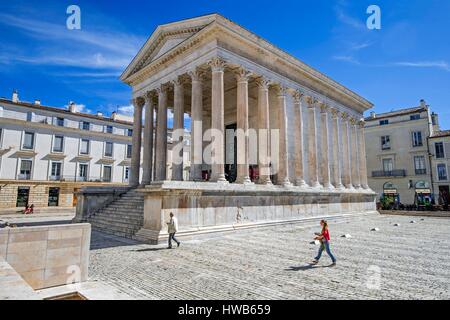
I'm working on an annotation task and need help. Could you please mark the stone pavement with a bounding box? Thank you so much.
[88,214,450,300]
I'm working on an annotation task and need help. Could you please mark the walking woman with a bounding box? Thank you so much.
[166,212,181,249]
[311,220,336,266]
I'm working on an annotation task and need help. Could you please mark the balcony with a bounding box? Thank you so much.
[415,169,427,175]
[372,170,407,178]
[17,173,31,180]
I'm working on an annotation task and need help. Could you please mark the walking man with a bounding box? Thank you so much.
[167,212,181,249]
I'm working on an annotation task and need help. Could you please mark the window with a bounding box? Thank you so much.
[410,114,420,121]
[102,166,112,182]
[383,159,393,173]
[53,136,64,152]
[26,112,33,122]
[381,136,391,150]
[105,142,113,157]
[414,156,426,175]
[23,132,35,149]
[127,129,133,137]
[50,162,62,180]
[80,139,90,155]
[126,144,132,158]
[412,131,423,147]
[81,121,90,131]
[48,187,60,207]
[19,160,32,180]
[124,167,130,181]
[105,125,113,134]
[435,142,445,159]
[56,117,64,127]
[437,164,448,181]
[78,164,88,181]
[0,128,3,146]
[380,119,389,126]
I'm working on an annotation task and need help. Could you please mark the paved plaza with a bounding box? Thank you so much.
[88,214,450,300]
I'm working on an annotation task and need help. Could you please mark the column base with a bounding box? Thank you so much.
[296,179,309,188]
[323,183,335,190]
[236,176,253,185]
[310,181,323,190]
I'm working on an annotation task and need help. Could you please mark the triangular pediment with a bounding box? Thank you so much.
[121,14,219,81]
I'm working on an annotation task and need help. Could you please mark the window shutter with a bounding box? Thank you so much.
[445,142,450,159]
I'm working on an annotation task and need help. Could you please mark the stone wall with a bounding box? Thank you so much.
[0,223,91,290]
[134,181,377,243]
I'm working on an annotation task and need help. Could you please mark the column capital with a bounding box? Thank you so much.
[188,69,205,82]
[144,90,156,103]
[305,95,318,108]
[290,90,304,104]
[319,102,329,113]
[341,112,350,121]
[358,119,366,128]
[170,76,186,88]
[330,108,340,119]
[234,67,252,83]
[274,84,289,97]
[208,57,227,72]
[349,117,358,125]
[155,83,170,95]
[132,97,145,108]
[255,77,271,90]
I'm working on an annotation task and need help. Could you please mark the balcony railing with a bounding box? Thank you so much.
[17,173,31,180]
[415,169,427,175]
[372,170,407,178]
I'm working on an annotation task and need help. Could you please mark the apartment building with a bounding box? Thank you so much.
[429,129,450,205]
[365,100,438,205]
[0,90,190,209]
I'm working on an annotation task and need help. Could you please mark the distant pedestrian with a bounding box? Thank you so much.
[166,212,180,249]
[311,220,336,266]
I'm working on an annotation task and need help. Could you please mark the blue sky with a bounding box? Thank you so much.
[0,0,449,128]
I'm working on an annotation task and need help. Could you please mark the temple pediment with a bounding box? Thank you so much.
[121,14,218,80]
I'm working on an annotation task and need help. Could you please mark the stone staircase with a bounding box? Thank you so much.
[87,190,144,239]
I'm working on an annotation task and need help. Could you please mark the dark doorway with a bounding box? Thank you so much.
[48,187,60,207]
[16,187,30,207]
[439,186,450,208]
[225,123,237,183]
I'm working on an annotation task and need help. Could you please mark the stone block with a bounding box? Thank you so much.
[7,251,47,273]
[46,247,81,269]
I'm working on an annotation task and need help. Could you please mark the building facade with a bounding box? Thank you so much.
[429,130,450,206]
[364,100,446,207]
[0,93,138,209]
[75,14,378,243]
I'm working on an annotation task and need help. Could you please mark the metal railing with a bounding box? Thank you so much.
[415,169,427,175]
[372,170,407,177]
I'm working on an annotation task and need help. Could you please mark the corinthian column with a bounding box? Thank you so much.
[155,84,168,181]
[350,118,361,189]
[235,67,252,184]
[171,78,185,181]
[319,103,333,190]
[358,120,370,189]
[141,91,155,186]
[276,85,291,186]
[256,77,272,185]
[340,113,353,189]
[292,91,308,188]
[306,97,322,189]
[208,57,227,183]
[129,97,144,187]
[330,109,344,190]
[188,69,204,181]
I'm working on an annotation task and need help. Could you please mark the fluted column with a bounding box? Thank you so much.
[208,57,227,183]
[350,118,361,189]
[319,103,333,189]
[129,98,144,187]
[358,120,370,189]
[172,78,185,181]
[141,92,155,186]
[235,68,252,184]
[292,91,308,188]
[189,70,204,181]
[306,97,322,189]
[276,86,291,186]
[155,85,168,181]
[256,77,272,185]
[331,109,344,190]
[340,113,353,189]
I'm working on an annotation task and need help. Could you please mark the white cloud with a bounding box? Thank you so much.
[117,104,134,116]
[332,55,360,65]
[393,61,450,72]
